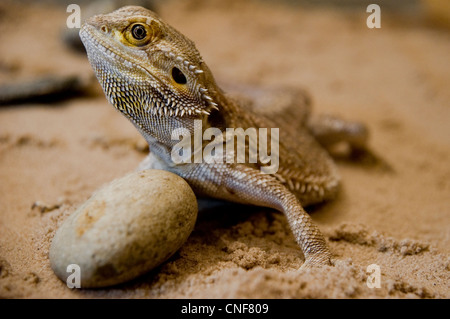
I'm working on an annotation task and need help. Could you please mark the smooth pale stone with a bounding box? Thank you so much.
[50,169,197,288]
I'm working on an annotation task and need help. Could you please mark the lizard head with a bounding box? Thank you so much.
[80,6,219,124]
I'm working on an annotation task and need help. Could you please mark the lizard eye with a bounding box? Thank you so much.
[125,23,152,46]
[131,24,146,40]
[172,67,187,85]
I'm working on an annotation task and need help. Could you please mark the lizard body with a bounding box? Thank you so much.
[80,6,368,267]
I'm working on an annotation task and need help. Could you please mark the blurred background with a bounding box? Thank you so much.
[0,0,448,105]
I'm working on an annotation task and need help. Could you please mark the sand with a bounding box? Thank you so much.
[0,0,449,298]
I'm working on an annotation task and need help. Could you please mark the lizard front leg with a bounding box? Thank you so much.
[182,163,333,268]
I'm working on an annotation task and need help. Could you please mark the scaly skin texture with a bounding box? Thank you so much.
[80,6,369,267]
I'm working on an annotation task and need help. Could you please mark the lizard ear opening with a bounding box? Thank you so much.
[172,67,187,85]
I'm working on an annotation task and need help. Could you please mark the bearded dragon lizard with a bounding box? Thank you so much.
[80,6,368,268]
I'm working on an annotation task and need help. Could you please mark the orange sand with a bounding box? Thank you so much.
[0,0,449,298]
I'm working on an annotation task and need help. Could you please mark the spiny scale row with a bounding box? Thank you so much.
[162,50,219,114]
[149,101,210,117]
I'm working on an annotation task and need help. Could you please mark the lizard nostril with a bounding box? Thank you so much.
[100,25,108,33]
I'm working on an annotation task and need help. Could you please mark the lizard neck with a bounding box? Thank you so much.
[138,84,242,168]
